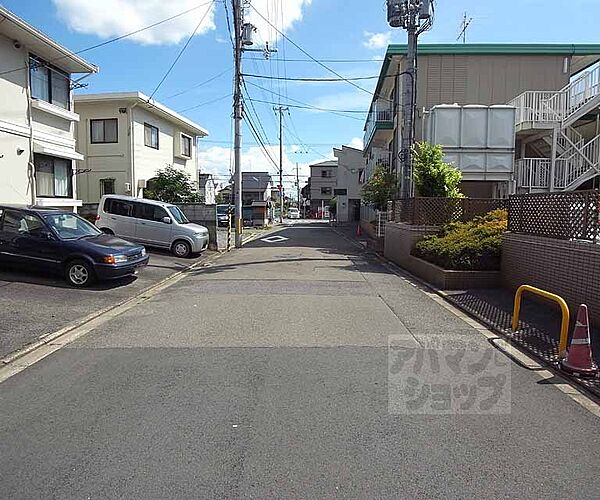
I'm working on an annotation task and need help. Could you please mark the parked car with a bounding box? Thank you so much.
[217,204,231,227]
[0,205,149,287]
[287,207,300,219]
[96,195,209,258]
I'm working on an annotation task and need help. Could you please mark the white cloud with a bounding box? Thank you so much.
[52,0,216,45]
[346,137,364,150]
[247,0,313,44]
[311,90,373,113]
[363,31,392,50]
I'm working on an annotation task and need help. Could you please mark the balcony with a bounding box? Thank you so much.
[364,102,394,149]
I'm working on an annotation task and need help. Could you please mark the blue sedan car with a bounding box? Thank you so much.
[0,205,149,287]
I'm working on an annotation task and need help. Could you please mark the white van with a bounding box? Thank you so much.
[96,195,209,258]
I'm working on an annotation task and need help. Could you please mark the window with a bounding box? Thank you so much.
[168,206,189,224]
[104,198,133,217]
[321,187,332,195]
[134,203,168,222]
[334,188,347,196]
[181,135,192,157]
[91,119,118,144]
[144,123,159,149]
[2,210,45,237]
[34,154,72,198]
[321,170,331,178]
[44,213,100,240]
[29,55,70,110]
[100,179,116,196]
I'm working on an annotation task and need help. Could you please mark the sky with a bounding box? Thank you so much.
[3,0,600,194]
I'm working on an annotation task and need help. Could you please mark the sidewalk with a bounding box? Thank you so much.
[338,221,600,400]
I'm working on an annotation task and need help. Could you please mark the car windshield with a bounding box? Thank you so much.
[168,206,189,224]
[217,206,228,215]
[44,213,101,240]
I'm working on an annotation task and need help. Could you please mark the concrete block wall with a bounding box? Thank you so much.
[502,233,600,325]
[383,223,439,268]
[179,204,217,249]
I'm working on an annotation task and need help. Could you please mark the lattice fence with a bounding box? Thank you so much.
[508,190,600,242]
[391,197,508,225]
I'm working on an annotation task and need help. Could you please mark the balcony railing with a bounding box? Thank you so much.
[364,104,393,147]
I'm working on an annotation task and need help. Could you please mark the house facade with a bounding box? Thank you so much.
[364,44,600,198]
[0,6,97,211]
[333,146,363,222]
[74,92,208,203]
[242,171,272,205]
[309,159,337,214]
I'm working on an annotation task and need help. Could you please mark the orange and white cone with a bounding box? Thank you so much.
[356,224,362,237]
[560,304,598,377]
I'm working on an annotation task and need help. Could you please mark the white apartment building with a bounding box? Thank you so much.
[0,6,97,210]
[74,92,208,203]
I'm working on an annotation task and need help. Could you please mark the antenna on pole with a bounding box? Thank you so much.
[456,12,473,44]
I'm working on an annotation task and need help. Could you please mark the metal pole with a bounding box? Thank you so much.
[400,7,417,199]
[233,0,243,247]
[296,162,300,211]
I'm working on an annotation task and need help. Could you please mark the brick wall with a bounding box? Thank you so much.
[502,233,600,325]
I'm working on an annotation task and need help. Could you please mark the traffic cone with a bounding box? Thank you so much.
[560,304,598,377]
[356,224,362,237]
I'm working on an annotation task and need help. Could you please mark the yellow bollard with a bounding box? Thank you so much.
[511,285,570,356]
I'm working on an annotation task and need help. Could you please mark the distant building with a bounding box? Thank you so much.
[242,171,272,205]
[333,146,364,222]
[198,173,216,205]
[74,92,208,203]
[309,160,337,214]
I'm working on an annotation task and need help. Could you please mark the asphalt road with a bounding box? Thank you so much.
[1,221,599,499]
[0,247,214,360]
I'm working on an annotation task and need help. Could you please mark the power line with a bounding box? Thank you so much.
[245,57,385,64]
[148,1,216,100]
[248,3,390,102]
[242,73,379,82]
[164,68,232,99]
[249,97,366,117]
[178,93,232,112]
[0,0,218,78]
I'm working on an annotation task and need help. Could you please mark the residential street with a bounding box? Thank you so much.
[1,222,599,499]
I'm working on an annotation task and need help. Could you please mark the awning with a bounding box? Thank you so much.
[33,141,84,161]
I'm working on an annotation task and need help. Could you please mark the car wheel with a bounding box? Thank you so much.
[172,240,192,258]
[100,228,114,235]
[65,260,95,288]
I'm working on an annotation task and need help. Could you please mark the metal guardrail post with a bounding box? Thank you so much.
[511,284,570,356]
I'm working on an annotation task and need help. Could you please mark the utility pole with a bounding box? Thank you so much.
[274,106,288,223]
[386,0,433,198]
[232,0,243,247]
[296,162,300,210]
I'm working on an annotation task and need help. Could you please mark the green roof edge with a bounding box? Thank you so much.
[387,43,600,56]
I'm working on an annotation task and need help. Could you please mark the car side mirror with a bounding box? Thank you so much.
[162,216,172,224]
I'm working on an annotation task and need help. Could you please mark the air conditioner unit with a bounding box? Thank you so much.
[137,179,147,189]
[124,182,131,192]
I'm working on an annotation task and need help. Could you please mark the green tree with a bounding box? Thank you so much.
[145,165,201,203]
[412,142,463,198]
[362,165,398,211]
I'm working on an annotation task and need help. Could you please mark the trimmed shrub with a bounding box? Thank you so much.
[413,209,508,271]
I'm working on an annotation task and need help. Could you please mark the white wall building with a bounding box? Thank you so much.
[0,6,97,210]
[74,92,208,203]
[333,146,364,222]
[198,173,216,205]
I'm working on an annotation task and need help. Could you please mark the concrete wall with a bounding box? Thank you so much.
[179,204,217,249]
[383,223,439,268]
[502,233,600,326]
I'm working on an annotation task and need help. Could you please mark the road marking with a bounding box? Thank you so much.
[261,235,289,243]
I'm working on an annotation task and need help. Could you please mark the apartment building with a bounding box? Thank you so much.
[364,44,600,197]
[0,6,97,210]
[74,92,208,203]
[333,146,363,222]
[309,159,337,214]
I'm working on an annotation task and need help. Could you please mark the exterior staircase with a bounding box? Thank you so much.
[510,65,600,191]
